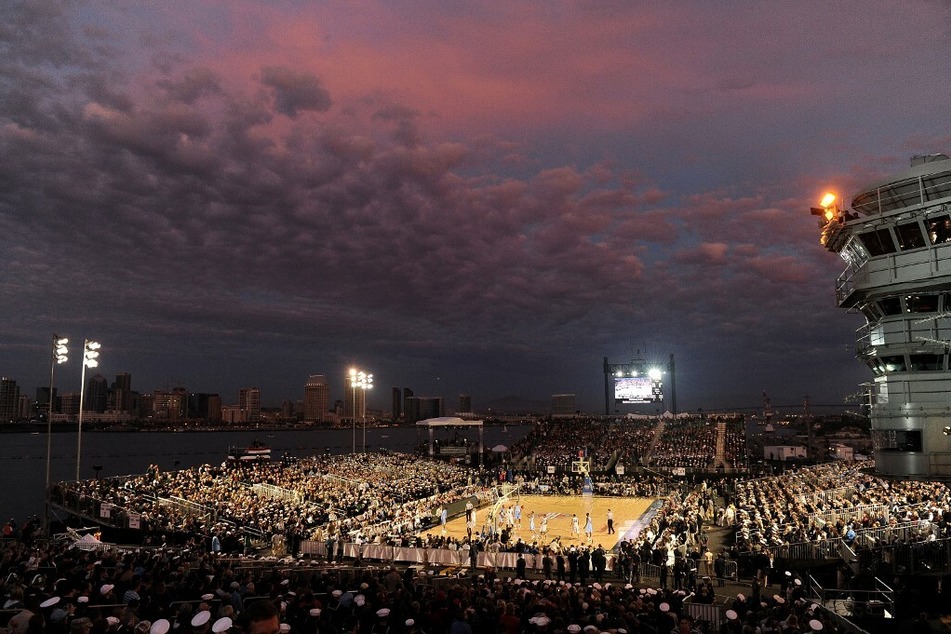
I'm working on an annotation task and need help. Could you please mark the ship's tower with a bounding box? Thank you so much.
[813,154,951,479]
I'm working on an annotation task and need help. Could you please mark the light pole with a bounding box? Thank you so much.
[76,339,100,481]
[360,372,373,452]
[44,335,68,534]
[348,368,373,453]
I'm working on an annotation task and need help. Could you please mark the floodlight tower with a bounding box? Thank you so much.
[76,339,100,481]
[44,335,68,533]
[811,153,951,479]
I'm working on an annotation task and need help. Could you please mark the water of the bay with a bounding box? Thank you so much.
[0,424,530,523]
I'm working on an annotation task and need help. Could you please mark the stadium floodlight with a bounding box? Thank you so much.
[55,338,69,364]
[83,341,100,368]
[944,426,951,436]
[819,193,836,208]
[76,339,101,481]
[45,334,69,534]
[349,368,373,453]
[351,370,373,452]
[648,368,662,381]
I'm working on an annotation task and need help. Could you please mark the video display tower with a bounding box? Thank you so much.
[603,352,675,415]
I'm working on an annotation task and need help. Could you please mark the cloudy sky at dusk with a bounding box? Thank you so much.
[2,1,950,414]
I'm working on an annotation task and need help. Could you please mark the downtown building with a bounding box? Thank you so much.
[303,375,330,422]
[238,387,261,421]
[0,377,20,422]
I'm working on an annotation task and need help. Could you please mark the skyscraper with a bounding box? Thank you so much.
[0,377,20,422]
[61,392,81,417]
[281,399,295,420]
[238,387,261,421]
[36,386,57,417]
[403,387,414,419]
[303,375,329,422]
[392,387,402,422]
[114,373,132,413]
[551,394,576,418]
[404,396,442,423]
[87,374,108,413]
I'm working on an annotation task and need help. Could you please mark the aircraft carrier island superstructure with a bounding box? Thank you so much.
[814,153,951,479]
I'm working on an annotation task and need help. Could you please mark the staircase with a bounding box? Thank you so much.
[714,421,727,470]
[644,420,666,466]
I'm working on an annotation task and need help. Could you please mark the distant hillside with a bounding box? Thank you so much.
[475,395,549,416]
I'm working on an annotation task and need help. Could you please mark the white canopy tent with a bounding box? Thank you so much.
[416,417,484,459]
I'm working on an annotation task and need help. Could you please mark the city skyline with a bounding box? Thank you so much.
[3,2,950,413]
[1,368,465,419]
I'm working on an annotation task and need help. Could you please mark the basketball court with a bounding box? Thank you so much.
[421,493,655,551]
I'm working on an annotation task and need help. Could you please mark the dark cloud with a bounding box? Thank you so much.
[1,0,944,413]
[157,67,222,104]
[260,65,332,117]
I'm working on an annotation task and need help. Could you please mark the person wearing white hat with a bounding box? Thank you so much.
[192,610,212,631]
[370,608,392,634]
[7,595,40,634]
[150,619,171,634]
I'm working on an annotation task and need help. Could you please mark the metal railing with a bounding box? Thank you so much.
[156,495,216,522]
[803,503,890,530]
[808,573,895,619]
[251,482,303,504]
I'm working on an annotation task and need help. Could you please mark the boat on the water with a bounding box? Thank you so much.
[226,440,271,463]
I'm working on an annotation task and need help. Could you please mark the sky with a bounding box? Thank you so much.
[2,1,950,415]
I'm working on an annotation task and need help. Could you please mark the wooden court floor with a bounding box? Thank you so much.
[421,494,654,550]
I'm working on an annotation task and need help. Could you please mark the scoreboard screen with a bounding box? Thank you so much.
[614,377,661,403]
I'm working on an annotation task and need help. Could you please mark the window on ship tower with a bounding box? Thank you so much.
[858,228,897,256]
[905,294,939,313]
[895,221,926,250]
[927,215,951,244]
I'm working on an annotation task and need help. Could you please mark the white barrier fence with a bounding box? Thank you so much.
[300,541,617,571]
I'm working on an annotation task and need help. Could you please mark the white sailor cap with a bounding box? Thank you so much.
[150,619,171,634]
[191,611,211,627]
[40,597,60,609]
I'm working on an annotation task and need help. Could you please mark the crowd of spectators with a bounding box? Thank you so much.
[649,421,717,471]
[511,420,613,473]
[728,461,951,552]
[510,417,740,475]
[0,527,851,634]
[604,425,656,470]
[20,417,951,633]
[50,456,490,551]
[718,421,747,471]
